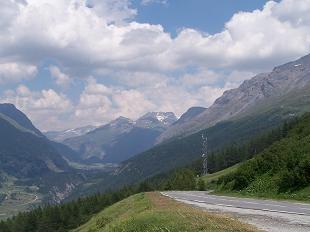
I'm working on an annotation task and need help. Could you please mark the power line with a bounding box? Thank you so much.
[201,133,208,176]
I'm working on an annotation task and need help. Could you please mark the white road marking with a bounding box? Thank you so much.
[179,192,310,211]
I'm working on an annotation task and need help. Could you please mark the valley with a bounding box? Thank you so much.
[0,174,41,220]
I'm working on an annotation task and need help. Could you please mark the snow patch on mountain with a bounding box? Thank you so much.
[45,125,97,142]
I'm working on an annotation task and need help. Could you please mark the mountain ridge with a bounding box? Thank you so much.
[0,103,43,137]
[157,54,310,143]
[0,104,71,178]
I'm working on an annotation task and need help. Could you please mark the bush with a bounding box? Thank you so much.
[197,178,205,191]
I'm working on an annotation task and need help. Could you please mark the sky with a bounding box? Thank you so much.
[0,0,310,131]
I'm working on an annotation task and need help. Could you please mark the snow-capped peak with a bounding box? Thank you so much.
[135,112,177,129]
[156,112,167,122]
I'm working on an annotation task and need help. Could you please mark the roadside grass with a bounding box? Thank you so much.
[73,192,259,232]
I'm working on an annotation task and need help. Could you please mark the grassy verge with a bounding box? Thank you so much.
[73,192,258,232]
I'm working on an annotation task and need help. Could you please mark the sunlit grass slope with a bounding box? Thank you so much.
[74,192,258,232]
[201,164,240,186]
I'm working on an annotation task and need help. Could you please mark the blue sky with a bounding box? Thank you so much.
[0,0,309,130]
[133,0,270,35]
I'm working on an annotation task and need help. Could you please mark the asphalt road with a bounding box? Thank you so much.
[162,191,310,215]
[162,191,310,232]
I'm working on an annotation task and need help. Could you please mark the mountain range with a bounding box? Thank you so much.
[45,54,310,168]
[62,112,177,163]
[74,53,310,195]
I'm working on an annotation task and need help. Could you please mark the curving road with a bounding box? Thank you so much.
[162,191,310,232]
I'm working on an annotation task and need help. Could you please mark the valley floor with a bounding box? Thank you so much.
[73,192,258,232]
[0,174,41,221]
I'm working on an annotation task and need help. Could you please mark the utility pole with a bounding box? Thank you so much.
[201,133,208,176]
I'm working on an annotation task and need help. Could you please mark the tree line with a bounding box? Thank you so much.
[207,118,297,173]
[0,166,201,232]
[217,113,310,193]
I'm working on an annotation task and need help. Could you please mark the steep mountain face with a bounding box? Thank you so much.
[64,112,177,163]
[173,107,206,125]
[45,125,97,142]
[157,54,310,143]
[0,104,84,203]
[0,103,43,137]
[0,105,70,178]
[0,117,67,178]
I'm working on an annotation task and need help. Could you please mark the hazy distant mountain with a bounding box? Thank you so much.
[157,54,310,143]
[45,125,97,142]
[64,112,177,163]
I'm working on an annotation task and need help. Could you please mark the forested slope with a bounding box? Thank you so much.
[217,113,310,201]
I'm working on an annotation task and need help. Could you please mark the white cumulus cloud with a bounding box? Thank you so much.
[0,0,310,130]
[0,85,73,130]
[49,66,72,88]
[141,0,168,6]
[0,62,37,84]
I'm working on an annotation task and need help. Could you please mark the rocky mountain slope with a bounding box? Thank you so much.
[63,112,177,163]
[157,54,310,143]
[173,107,206,126]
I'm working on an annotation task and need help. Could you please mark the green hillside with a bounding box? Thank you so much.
[215,113,310,202]
[74,192,258,232]
[201,164,240,187]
